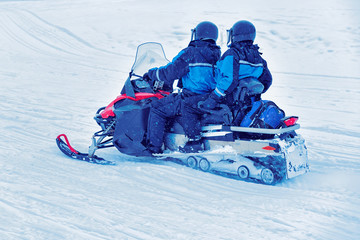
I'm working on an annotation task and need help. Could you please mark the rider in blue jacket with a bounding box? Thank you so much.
[143,21,221,154]
[209,20,272,104]
[182,20,273,152]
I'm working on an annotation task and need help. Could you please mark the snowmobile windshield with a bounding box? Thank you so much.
[131,42,170,77]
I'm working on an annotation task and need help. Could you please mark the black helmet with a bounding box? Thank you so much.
[191,21,218,41]
[227,20,256,44]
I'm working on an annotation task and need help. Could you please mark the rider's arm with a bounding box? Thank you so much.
[147,49,190,86]
[213,50,239,97]
[258,60,272,93]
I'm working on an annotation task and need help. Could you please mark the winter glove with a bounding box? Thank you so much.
[143,72,164,91]
[142,72,151,82]
[198,91,223,110]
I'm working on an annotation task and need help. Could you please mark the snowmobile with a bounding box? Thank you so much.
[57,42,309,185]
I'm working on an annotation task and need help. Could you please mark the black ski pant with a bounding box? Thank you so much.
[146,90,206,149]
[146,93,182,150]
[181,93,209,140]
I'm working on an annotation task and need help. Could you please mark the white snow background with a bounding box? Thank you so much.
[1,0,360,239]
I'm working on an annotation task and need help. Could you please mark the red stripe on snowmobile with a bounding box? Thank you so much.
[56,134,79,154]
[100,92,169,118]
[262,146,276,151]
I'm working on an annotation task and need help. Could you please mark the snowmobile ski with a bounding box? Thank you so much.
[56,134,116,165]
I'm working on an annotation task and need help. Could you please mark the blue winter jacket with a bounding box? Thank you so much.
[147,40,221,94]
[213,41,272,102]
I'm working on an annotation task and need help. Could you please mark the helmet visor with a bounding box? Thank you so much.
[226,29,232,46]
[191,28,196,41]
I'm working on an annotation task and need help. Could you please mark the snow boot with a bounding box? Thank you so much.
[180,140,204,153]
[147,144,163,154]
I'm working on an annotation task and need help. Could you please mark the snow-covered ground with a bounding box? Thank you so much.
[1,0,359,239]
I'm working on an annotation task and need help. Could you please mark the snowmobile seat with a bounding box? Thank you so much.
[199,79,264,126]
[237,78,264,97]
[231,78,265,126]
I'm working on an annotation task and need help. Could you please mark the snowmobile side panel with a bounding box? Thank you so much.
[202,124,300,135]
[203,139,281,156]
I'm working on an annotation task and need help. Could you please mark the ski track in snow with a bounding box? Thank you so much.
[0,1,360,240]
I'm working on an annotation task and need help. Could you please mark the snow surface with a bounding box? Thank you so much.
[1,0,360,239]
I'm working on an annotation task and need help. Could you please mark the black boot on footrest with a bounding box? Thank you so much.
[147,145,162,154]
[180,140,204,153]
